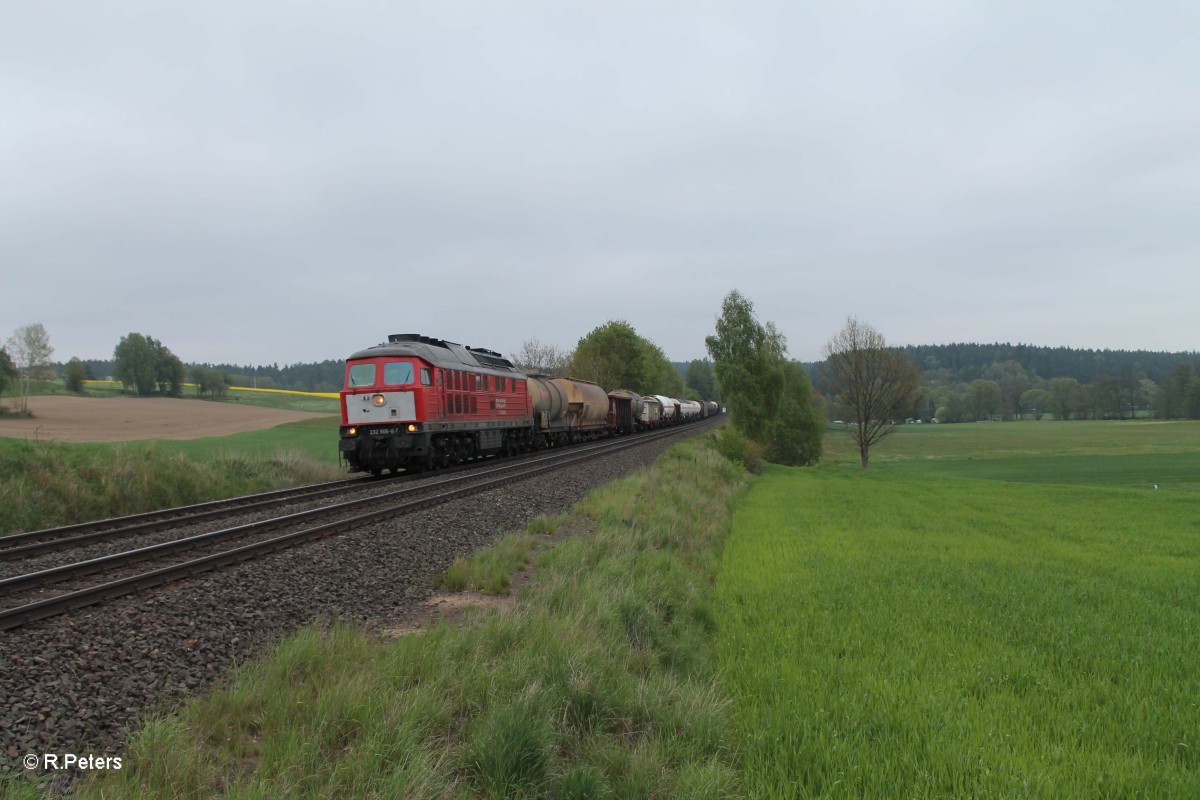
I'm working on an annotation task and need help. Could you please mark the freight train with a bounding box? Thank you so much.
[338,334,717,474]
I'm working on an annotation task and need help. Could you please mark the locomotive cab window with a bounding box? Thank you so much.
[348,364,376,387]
[384,362,414,386]
[420,368,432,386]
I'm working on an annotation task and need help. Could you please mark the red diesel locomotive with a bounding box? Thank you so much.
[339,333,635,474]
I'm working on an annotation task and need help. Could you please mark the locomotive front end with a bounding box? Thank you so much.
[339,355,432,474]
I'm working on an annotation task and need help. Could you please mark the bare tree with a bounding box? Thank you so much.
[5,323,55,415]
[510,338,570,377]
[821,317,920,468]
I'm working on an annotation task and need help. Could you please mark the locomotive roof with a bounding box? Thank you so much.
[347,334,525,376]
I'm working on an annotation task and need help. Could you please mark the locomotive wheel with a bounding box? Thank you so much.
[431,439,451,470]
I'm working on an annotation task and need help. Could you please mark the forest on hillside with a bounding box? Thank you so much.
[803,343,1200,422]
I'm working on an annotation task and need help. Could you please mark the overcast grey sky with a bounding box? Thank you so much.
[2,1,1197,368]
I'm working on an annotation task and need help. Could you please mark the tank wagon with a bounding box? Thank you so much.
[679,400,703,421]
[527,375,611,443]
[653,395,680,425]
[339,334,717,474]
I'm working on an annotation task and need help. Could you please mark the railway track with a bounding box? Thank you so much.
[0,475,380,561]
[0,421,713,631]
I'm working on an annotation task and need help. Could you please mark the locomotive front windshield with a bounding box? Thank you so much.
[347,363,375,387]
[383,361,414,385]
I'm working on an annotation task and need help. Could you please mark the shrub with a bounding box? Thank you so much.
[711,426,763,474]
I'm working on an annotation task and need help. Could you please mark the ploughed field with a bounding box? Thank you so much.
[0,396,331,443]
[716,420,1200,797]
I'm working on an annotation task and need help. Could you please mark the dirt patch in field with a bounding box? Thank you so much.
[0,395,333,443]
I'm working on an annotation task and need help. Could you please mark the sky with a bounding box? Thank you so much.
[2,1,1198,368]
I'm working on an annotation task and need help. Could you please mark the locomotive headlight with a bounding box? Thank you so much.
[407,424,418,432]
[372,394,385,406]
[347,427,357,436]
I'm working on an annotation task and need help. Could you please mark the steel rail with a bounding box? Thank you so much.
[0,476,379,560]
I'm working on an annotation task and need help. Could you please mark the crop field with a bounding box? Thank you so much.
[717,421,1200,797]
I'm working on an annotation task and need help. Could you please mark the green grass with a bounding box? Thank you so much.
[148,416,341,463]
[48,437,747,800]
[718,422,1200,797]
[437,514,568,595]
[0,418,342,535]
[827,419,1200,464]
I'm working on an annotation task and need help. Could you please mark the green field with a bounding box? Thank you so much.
[718,421,1200,797]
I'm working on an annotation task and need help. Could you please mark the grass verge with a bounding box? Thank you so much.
[42,435,747,799]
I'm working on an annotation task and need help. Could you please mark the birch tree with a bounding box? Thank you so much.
[5,323,54,415]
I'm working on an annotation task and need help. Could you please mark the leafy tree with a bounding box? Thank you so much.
[821,316,920,468]
[706,290,822,466]
[1154,363,1200,419]
[0,348,18,403]
[964,379,1002,421]
[685,359,718,402]
[1019,388,1050,420]
[113,333,185,396]
[568,321,682,397]
[985,360,1031,419]
[706,291,784,443]
[638,338,685,397]
[1138,379,1158,417]
[1092,375,1127,419]
[155,346,185,396]
[64,358,87,393]
[766,360,824,466]
[5,323,55,415]
[510,338,570,377]
[113,333,157,395]
[191,365,229,398]
[1047,377,1084,420]
[569,321,645,391]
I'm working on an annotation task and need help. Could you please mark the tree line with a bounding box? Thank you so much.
[834,356,1200,422]
[9,320,1196,428]
[902,342,1197,385]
